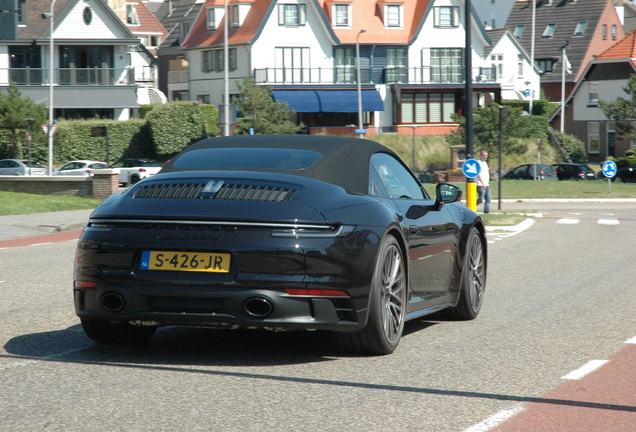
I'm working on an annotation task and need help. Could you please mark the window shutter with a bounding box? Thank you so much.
[433,7,439,27]
[278,5,284,25]
[300,4,307,25]
[452,7,459,27]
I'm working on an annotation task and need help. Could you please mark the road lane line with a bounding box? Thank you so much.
[598,219,619,225]
[463,405,524,432]
[561,360,608,380]
[556,218,580,224]
[624,335,636,344]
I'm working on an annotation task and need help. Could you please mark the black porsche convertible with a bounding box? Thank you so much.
[74,135,487,355]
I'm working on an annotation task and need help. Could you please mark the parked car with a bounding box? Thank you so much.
[614,162,636,183]
[552,163,596,181]
[503,163,558,180]
[54,160,107,176]
[74,135,488,355]
[108,158,162,186]
[0,159,46,176]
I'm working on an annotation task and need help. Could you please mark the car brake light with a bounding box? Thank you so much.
[578,173,584,178]
[139,168,147,172]
[540,169,545,175]
[75,281,96,288]
[285,288,349,297]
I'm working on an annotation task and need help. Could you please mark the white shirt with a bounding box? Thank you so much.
[477,159,489,187]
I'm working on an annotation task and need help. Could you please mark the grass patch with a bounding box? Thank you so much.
[446,180,635,199]
[0,191,102,216]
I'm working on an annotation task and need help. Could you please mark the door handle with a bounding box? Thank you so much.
[409,225,419,234]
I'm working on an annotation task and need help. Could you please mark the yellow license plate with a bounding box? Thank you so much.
[140,251,231,273]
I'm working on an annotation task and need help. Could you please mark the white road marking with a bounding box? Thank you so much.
[28,242,53,246]
[556,218,580,224]
[598,219,619,225]
[463,405,524,432]
[561,360,608,380]
[624,335,636,344]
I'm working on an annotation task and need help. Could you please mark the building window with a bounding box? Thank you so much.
[603,24,607,40]
[537,59,553,74]
[401,93,455,124]
[180,21,191,43]
[574,21,587,36]
[517,54,523,76]
[607,122,616,157]
[197,94,210,104]
[229,48,237,71]
[278,4,307,26]
[276,47,310,83]
[588,81,599,105]
[434,6,459,28]
[231,4,239,28]
[335,47,355,83]
[542,23,556,38]
[386,48,406,83]
[202,50,212,72]
[385,4,402,28]
[514,25,525,38]
[491,54,503,79]
[126,4,139,25]
[588,122,600,153]
[17,0,26,23]
[431,48,464,83]
[334,4,350,27]
[612,25,617,40]
[207,8,216,31]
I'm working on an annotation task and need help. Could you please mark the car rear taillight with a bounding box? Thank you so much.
[540,169,545,175]
[578,172,584,178]
[285,289,349,297]
[139,168,147,172]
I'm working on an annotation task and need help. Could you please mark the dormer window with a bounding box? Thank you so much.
[385,4,403,28]
[433,6,459,28]
[278,4,307,26]
[126,3,139,25]
[542,23,556,38]
[573,21,587,36]
[231,4,239,28]
[514,25,525,38]
[207,8,216,31]
[333,3,351,27]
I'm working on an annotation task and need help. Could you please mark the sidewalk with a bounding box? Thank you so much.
[0,209,94,241]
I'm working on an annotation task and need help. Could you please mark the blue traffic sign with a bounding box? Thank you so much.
[462,159,481,178]
[525,88,531,97]
[602,160,617,178]
[355,129,368,134]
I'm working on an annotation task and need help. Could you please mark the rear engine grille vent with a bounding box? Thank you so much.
[132,181,297,202]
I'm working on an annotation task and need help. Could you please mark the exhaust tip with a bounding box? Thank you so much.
[101,292,125,312]
[243,297,273,318]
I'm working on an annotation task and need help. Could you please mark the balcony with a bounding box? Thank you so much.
[0,67,136,86]
[253,66,497,85]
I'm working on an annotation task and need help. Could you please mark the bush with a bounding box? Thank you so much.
[145,101,217,156]
[554,132,587,164]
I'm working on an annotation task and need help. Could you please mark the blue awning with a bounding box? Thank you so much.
[271,90,320,112]
[271,89,384,113]
[315,90,384,113]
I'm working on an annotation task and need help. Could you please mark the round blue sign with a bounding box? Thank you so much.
[462,159,481,179]
[602,160,617,178]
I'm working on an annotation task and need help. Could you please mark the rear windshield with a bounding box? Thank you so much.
[173,148,323,171]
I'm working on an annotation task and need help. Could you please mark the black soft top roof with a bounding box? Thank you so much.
[161,135,399,195]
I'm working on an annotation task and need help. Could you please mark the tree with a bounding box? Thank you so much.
[446,104,541,155]
[599,74,636,141]
[0,82,48,158]
[232,77,304,135]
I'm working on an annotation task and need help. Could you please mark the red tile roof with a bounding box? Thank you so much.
[127,0,168,36]
[596,30,636,60]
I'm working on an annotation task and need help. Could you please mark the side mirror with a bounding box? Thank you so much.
[406,183,463,219]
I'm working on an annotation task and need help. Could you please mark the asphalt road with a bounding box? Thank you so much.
[1,202,635,431]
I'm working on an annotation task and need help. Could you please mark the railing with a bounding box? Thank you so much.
[168,69,189,84]
[0,67,136,86]
[253,66,497,85]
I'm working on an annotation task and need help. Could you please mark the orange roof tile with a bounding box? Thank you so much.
[319,0,431,44]
[128,0,169,36]
[596,30,636,60]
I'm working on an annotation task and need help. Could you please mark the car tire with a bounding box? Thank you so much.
[334,234,407,355]
[130,175,140,185]
[81,319,157,345]
[441,227,486,320]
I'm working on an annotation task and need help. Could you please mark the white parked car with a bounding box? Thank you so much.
[109,158,162,186]
[54,160,107,176]
[0,159,46,176]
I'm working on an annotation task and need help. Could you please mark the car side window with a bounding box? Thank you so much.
[370,153,426,200]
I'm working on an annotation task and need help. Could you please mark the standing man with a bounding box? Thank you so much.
[476,150,491,214]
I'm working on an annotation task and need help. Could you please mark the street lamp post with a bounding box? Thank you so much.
[46,0,58,176]
[23,117,34,175]
[356,29,366,139]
